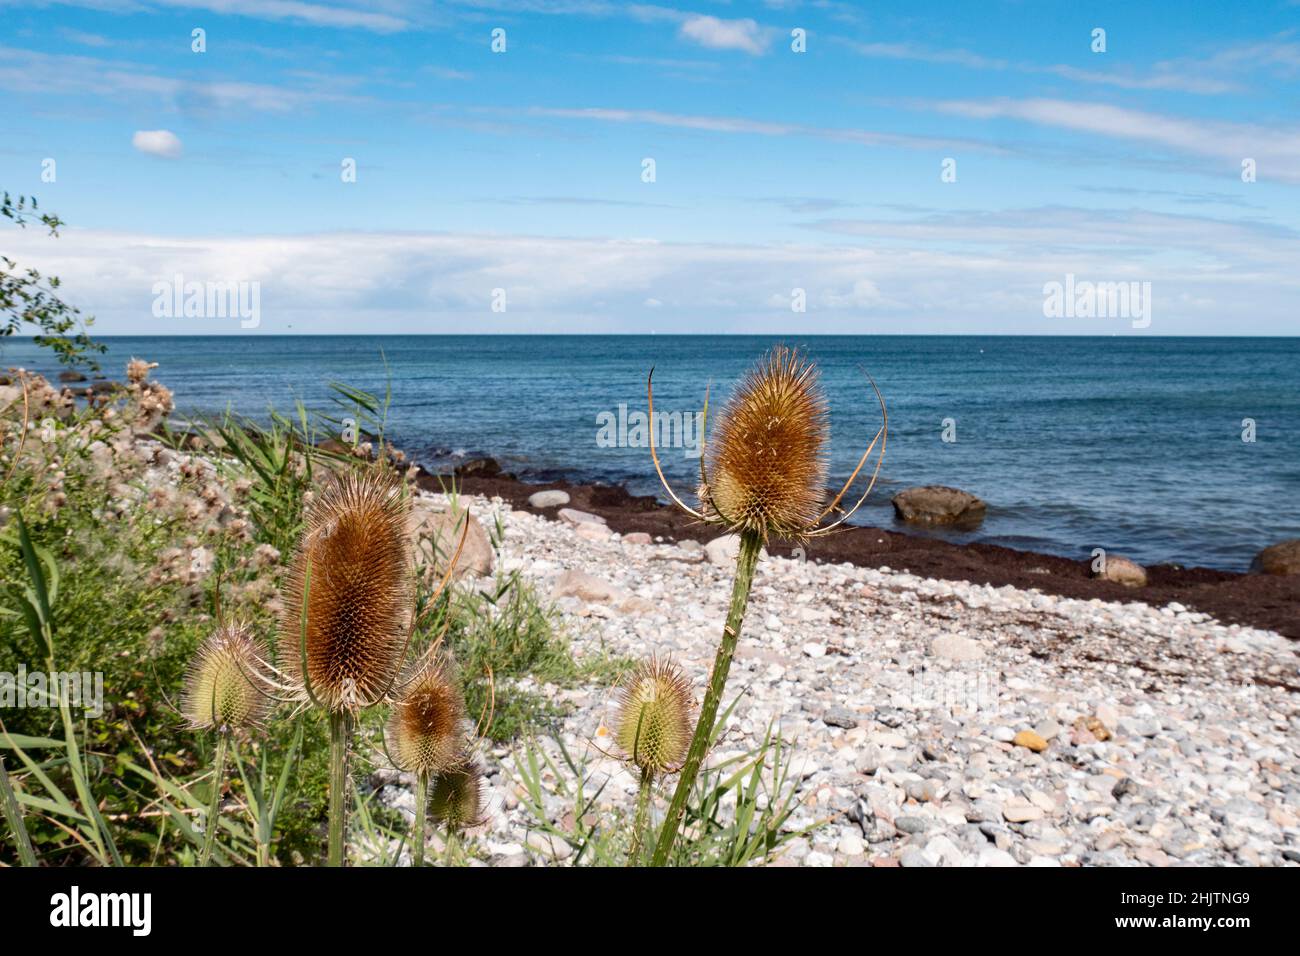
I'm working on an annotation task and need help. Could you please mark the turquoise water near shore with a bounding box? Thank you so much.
[7,335,1298,572]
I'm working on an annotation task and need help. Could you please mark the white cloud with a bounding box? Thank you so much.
[132,129,183,158]
[4,215,1294,335]
[679,15,768,55]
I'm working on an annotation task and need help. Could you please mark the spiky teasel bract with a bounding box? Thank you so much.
[614,656,695,775]
[385,655,467,778]
[429,762,487,832]
[181,622,270,734]
[280,469,413,713]
[703,346,828,540]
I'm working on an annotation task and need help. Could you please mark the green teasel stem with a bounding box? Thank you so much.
[200,734,228,867]
[328,710,350,867]
[413,772,428,867]
[651,528,762,866]
[626,765,654,867]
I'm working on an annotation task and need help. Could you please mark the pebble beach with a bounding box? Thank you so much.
[375,490,1300,868]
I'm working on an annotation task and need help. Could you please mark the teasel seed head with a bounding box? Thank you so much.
[385,655,467,778]
[702,346,829,540]
[614,656,695,775]
[182,622,270,734]
[429,761,487,832]
[280,469,413,713]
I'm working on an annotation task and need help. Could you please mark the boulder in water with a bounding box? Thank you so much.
[454,457,501,478]
[1251,539,1300,576]
[891,486,986,527]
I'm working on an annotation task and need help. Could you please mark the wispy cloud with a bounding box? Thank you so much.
[14,0,408,32]
[804,205,1300,264]
[525,105,1001,154]
[841,39,1236,95]
[58,27,113,47]
[472,195,681,208]
[926,98,1300,183]
[0,46,375,114]
[846,41,1006,70]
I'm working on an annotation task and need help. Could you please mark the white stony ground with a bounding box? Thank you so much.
[381,492,1300,867]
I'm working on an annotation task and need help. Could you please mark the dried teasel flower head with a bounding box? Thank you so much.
[648,345,886,542]
[385,655,466,777]
[181,622,270,733]
[703,346,828,539]
[126,357,158,385]
[280,469,413,713]
[429,761,487,832]
[614,656,695,775]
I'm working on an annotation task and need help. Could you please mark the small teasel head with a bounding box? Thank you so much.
[704,346,829,540]
[280,469,413,713]
[614,656,695,775]
[385,655,466,778]
[429,760,487,831]
[182,622,270,734]
[126,357,158,385]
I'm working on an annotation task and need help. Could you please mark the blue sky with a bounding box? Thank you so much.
[2,0,1299,334]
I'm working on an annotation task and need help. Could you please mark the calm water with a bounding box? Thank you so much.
[7,335,1298,571]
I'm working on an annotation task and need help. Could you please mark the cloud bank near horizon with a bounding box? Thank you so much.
[6,215,1294,336]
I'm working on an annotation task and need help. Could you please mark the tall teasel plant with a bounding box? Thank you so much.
[645,346,887,866]
[180,621,271,866]
[611,656,695,866]
[272,468,466,866]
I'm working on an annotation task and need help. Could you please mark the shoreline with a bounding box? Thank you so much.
[418,464,1300,641]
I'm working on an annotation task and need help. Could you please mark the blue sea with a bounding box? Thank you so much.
[6,335,1299,572]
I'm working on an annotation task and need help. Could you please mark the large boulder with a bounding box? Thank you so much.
[1251,539,1300,575]
[528,489,570,509]
[891,486,987,527]
[1092,554,1147,588]
[412,500,494,580]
